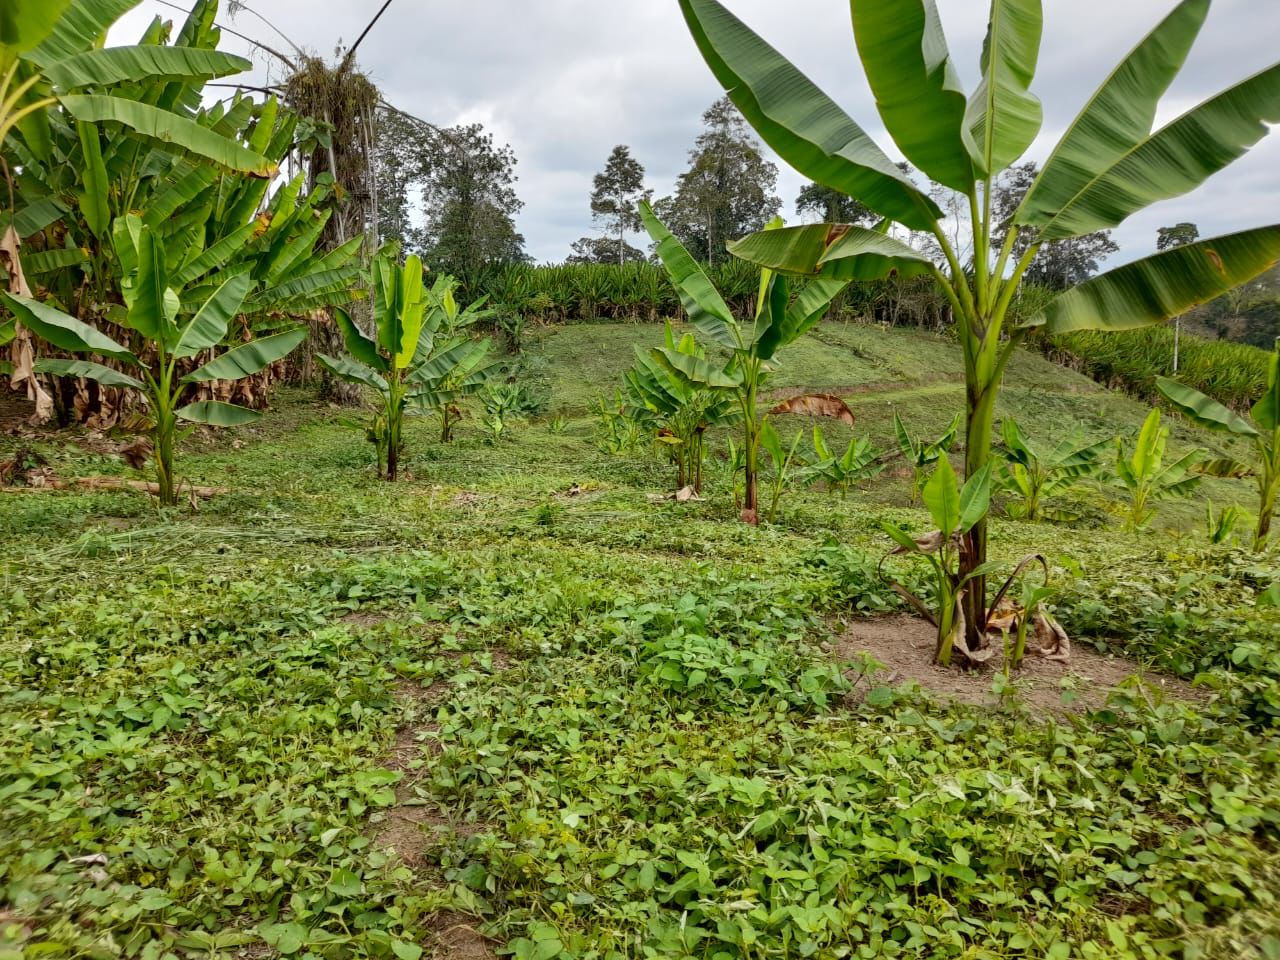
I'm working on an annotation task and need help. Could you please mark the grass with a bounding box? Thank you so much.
[3,320,1280,959]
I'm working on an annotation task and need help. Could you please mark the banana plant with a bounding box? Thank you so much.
[1158,339,1280,551]
[1114,409,1202,531]
[881,454,995,666]
[1204,502,1244,546]
[803,425,884,498]
[3,0,360,425]
[318,253,498,479]
[678,0,1280,656]
[639,201,847,523]
[894,411,962,503]
[758,420,804,523]
[622,323,738,493]
[422,275,498,441]
[0,215,303,504]
[995,418,1110,522]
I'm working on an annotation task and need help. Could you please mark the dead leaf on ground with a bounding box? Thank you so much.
[769,393,855,426]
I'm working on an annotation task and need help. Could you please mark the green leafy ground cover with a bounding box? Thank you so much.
[3,323,1279,959]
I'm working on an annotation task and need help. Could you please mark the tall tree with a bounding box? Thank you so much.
[991,163,1118,290]
[589,145,649,264]
[796,181,875,225]
[419,123,526,293]
[1156,222,1200,372]
[655,97,781,263]
[1157,221,1200,251]
[566,236,646,264]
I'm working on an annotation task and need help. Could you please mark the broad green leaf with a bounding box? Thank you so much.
[172,220,259,286]
[0,0,74,53]
[678,0,941,231]
[317,353,388,393]
[964,0,1043,177]
[396,255,427,368]
[373,255,401,357]
[25,0,138,69]
[144,164,218,229]
[958,460,993,533]
[1,197,66,237]
[33,357,143,389]
[44,45,249,89]
[922,451,961,535]
[1040,62,1280,240]
[334,307,387,372]
[1017,0,1209,228]
[183,328,305,383]
[1252,340,1279,431]
[76,121,110,238]
[125,226,177,343]
[850,0,975,192]
[882,521,922,553]
[651,346,741,390]
[0,292,135,361]
[1132,409,1164,478]
[1156,377,1258,437]
[173,272,252,358]
[1028,226,1280,335]
[60,95,276,177]
[728,223,933,280]
[754,277,848,362]
[640,201,739,350]
[20,247,88,274]
[1196,457,1253,479]
[176,399,260,426]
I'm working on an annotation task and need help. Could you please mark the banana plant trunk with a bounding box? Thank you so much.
[960,381,998,652]
[153,399,178,507]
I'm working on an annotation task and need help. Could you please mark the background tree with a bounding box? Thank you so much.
[654,97,781,264]
[589,145,649,264]
[1157,222,1200,371]
[1157,221,1201,251]
[991,163,1119,290]
[566,236,646,264]
[795,181,875,225]
[419,123,527,295]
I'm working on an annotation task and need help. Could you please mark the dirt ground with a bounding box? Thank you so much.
[833,614,1208,715]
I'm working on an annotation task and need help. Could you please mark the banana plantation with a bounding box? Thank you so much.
[3,0,1280,958]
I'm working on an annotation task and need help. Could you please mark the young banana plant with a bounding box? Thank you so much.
[1158,339,1280,551]
[996,418,1110,522]
[639,201,848,523]
[804,425,884,498]
[758,420,804,523]
[318,253,498,479]
[881,454,995,666]
[893,411,962,503]
[1114,409,1202,531]
[622,323,738,493]
[1,216,303,505]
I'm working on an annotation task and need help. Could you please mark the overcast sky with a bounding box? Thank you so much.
[111,0,1279,265]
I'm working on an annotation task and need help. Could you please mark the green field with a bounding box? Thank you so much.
[4,321,1279,959]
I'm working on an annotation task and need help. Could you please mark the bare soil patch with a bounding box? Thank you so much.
[425,912,498,959]
[340,610,391,630]
[834,614,1207,715]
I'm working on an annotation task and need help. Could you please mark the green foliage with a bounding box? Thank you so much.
[4,372,1280,959]
[640,203,847,521]
[894,410,962,502]
[1048,324,1271,411]
[757,419,803,523]
[621,324,738,492]
[318,253,500,478]
[1158,339,1280,551]
[5,215,302,504]
[882,453,994,665]
[802,424,884,498]
[1113,409,1202,531]
[996,417,1109,522]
